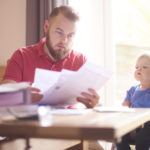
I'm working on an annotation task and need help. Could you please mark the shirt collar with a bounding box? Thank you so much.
[37,37,46,57]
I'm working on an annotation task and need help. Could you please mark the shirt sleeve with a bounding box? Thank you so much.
[124,86,136,102]
[3,50,23,82]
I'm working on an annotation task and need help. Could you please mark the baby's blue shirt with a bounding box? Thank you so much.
[124,84,150,108]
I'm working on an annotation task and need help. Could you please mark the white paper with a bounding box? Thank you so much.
[34,69,61,92]
[34,61,112,105]
[94,106,135,113]
[51,108,92,115]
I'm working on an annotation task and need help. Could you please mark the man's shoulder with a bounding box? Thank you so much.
[19,44,38,54]
[16,40,43,57]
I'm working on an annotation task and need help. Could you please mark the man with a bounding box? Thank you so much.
[2,5,100,108]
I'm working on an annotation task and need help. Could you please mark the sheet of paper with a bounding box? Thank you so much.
[34,69,61,92]
[34,61,112,105]
[94,106,135,113]
[51,108,92,115]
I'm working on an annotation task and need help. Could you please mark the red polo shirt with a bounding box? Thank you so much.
[3,38,87,84]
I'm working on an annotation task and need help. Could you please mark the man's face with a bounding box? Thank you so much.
[45,14,77,60]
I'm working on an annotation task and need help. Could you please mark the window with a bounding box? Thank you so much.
[113,0,150,102]
[69,0,150,105]
[69,0,105,64]
[68,0,115,105]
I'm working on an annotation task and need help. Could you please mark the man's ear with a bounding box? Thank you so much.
[44,20,49,33]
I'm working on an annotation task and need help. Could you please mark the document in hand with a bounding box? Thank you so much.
[0,82,31,106]
[34,61,112,105]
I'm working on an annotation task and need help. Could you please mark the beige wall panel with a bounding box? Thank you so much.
[0,0,26,65]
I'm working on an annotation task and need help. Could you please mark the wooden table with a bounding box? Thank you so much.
[0,107,150,149]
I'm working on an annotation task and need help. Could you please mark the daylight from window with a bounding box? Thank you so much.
[68,0,110,104]
[68,0,104,66]
[69,0,150,104]
[113,0,150,101]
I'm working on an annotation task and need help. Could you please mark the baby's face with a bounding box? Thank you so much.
[134,57,150,83]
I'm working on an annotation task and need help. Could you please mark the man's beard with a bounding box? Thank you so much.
[46,34,70,61]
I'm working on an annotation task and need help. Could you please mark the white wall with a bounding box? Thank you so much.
[0,0,26,65]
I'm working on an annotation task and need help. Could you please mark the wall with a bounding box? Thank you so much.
[0,0,26,65]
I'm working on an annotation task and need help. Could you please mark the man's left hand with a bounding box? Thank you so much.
[77,88,100,108]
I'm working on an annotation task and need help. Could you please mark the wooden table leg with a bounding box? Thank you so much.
[82,140,89,150]
[65,140,88,150]
[24,138,31,150]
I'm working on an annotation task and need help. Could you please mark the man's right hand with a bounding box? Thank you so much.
[30,87,43,103]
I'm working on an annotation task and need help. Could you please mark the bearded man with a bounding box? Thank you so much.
[2,5,99,108]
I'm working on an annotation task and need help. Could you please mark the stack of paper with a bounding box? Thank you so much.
[0,82,31,106]
[34,61,112,105]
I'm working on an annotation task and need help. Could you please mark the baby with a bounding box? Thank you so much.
[122,53,150,108]
[115,53,150,150]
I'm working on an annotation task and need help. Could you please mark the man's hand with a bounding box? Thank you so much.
[1,80,43,103]
[77,88,100,108]
[30,87,43,103]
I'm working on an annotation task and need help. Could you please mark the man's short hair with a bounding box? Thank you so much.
[48,5,80,22]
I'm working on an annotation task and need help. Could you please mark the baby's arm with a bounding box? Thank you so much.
[122,100,131,107]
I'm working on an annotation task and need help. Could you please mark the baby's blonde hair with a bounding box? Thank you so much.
[137,53,150,62]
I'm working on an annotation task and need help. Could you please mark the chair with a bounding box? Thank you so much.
[0,66,6,82]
